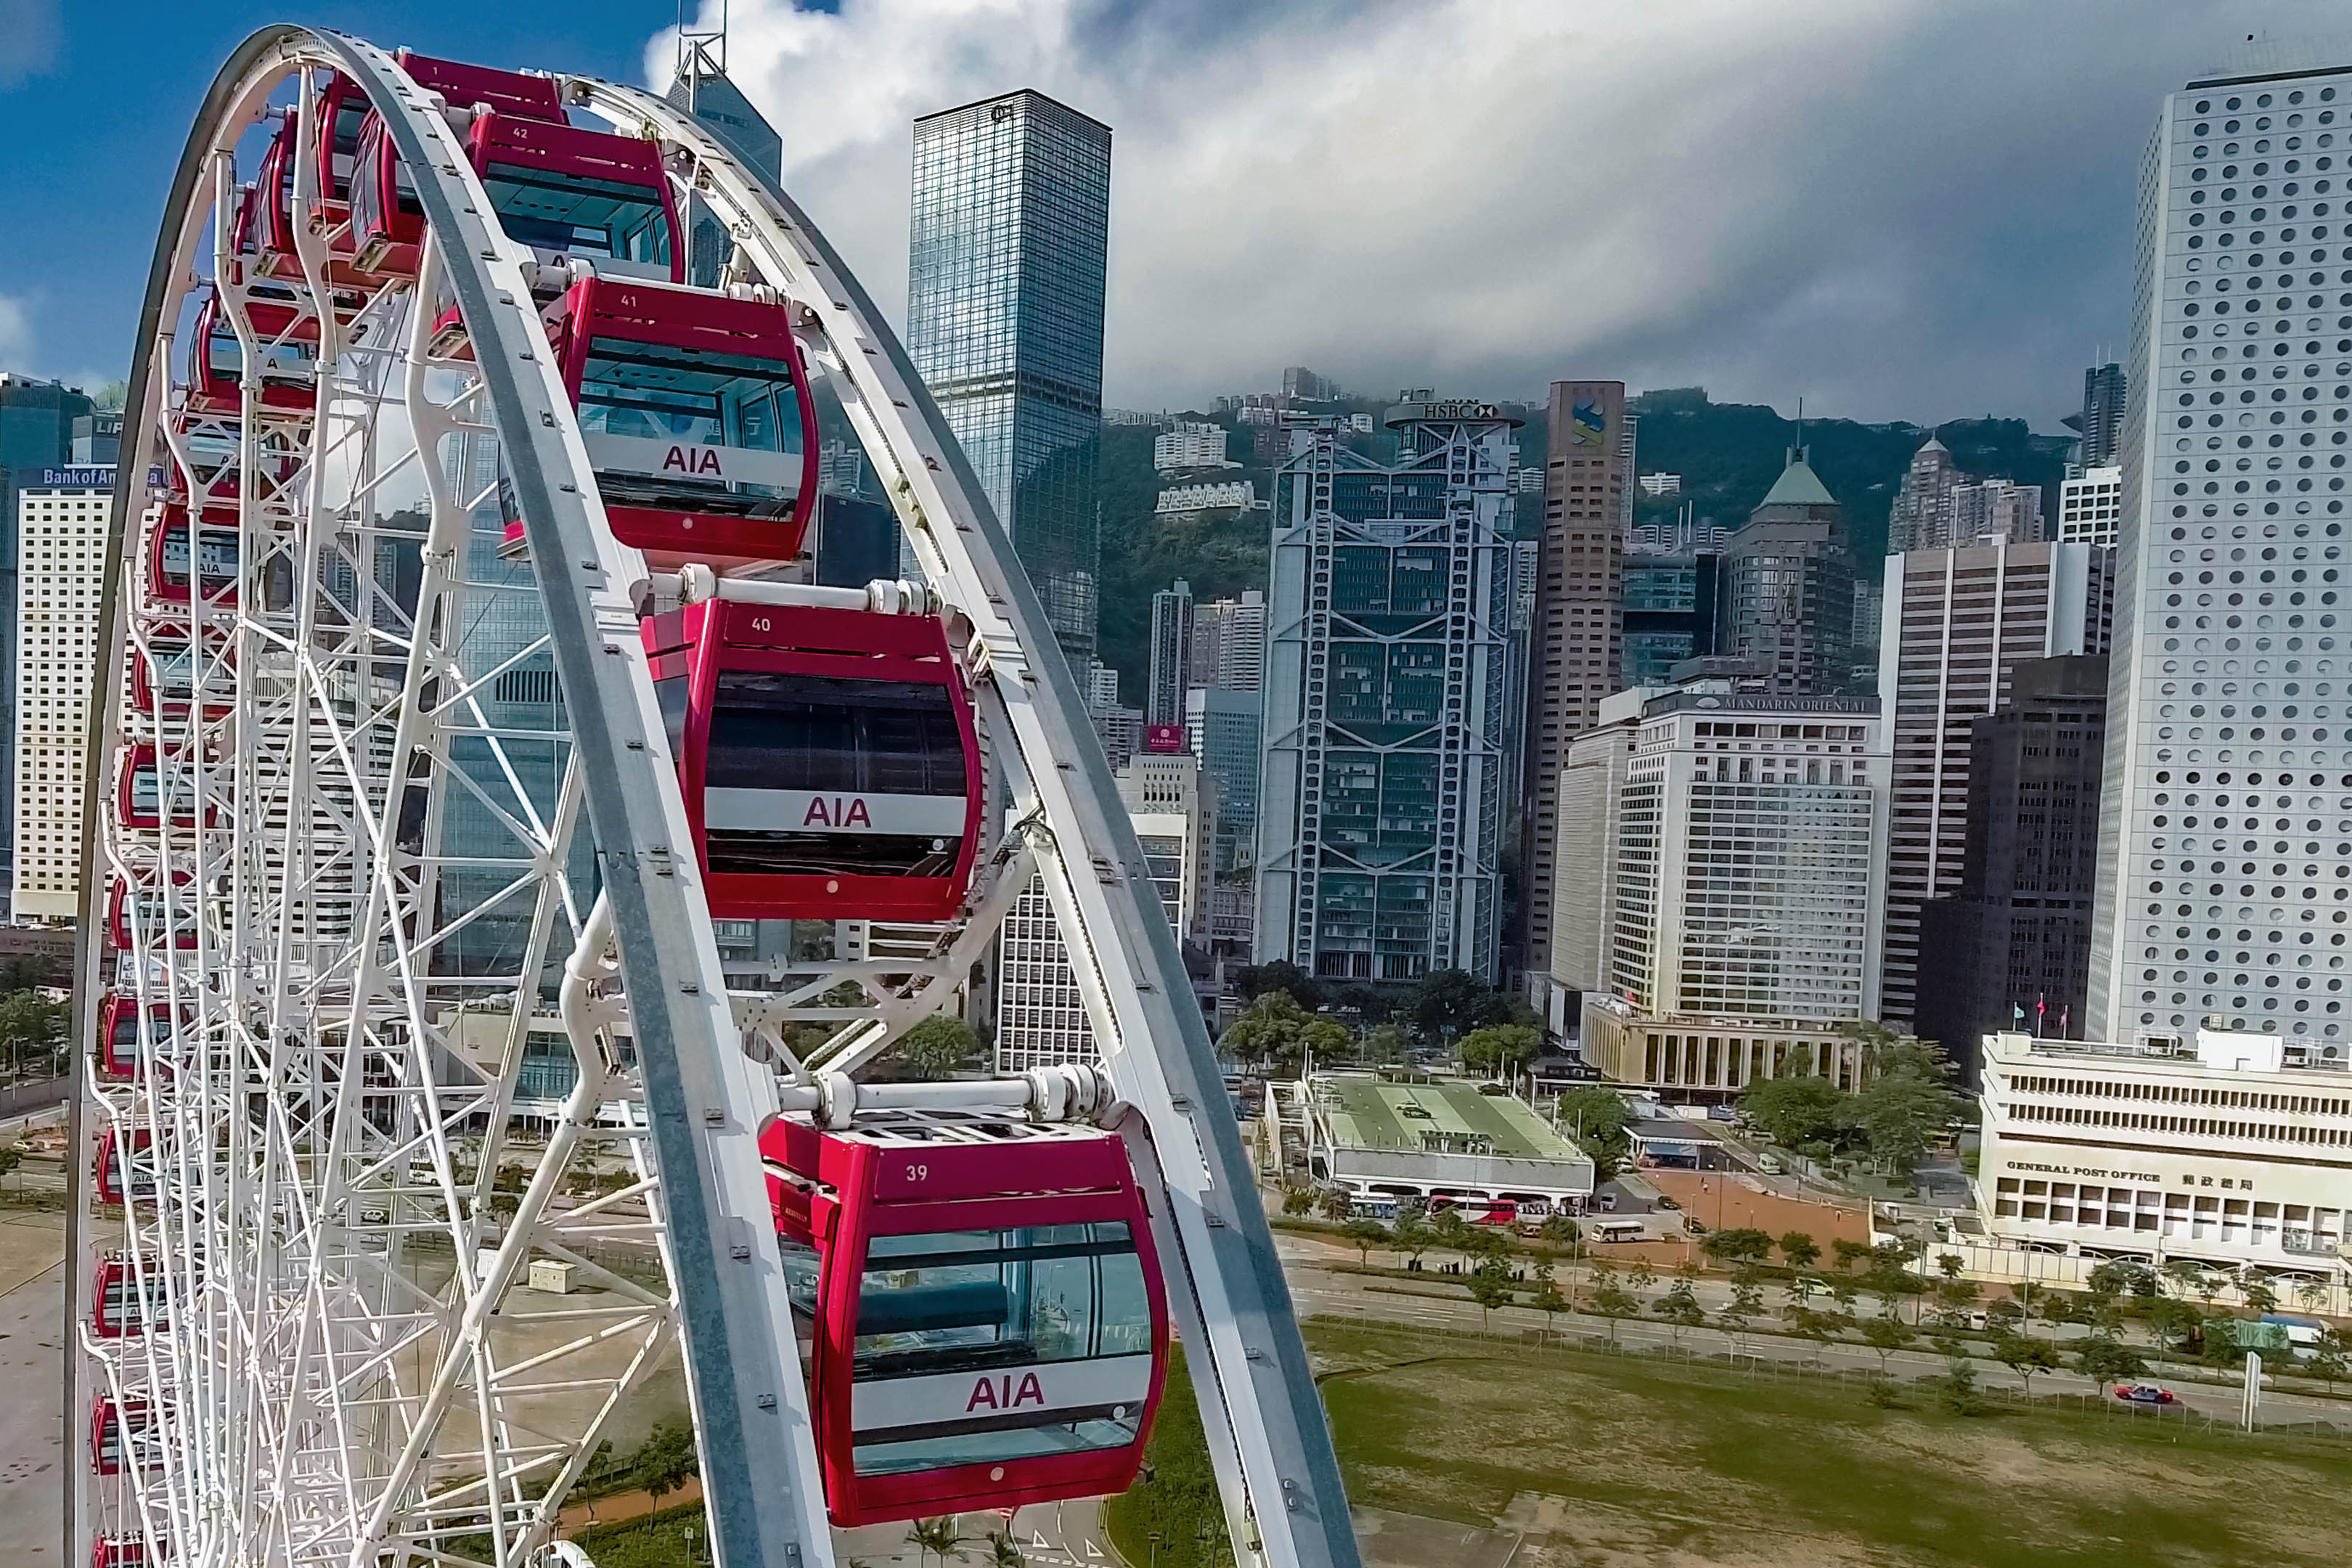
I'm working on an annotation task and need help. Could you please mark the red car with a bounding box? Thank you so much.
[2112,1382,2176,1405]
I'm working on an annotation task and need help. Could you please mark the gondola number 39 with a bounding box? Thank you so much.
[905,1164,928,1183]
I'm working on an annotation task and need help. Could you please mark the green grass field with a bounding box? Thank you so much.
[1311,1323,2352,1567]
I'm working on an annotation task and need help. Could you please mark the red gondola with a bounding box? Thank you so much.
[90,1398,159,1477]
[642,596,981,920]
[513,277,817,563]
[130,629,232,719]
[95,994,176,1079]
[108,874,200,951]
[91,1538,150,1568]
[118,746,211,833]
[467,113,681,279]
[91,1256,168,1338]
[147,502,239,607]
[393,50,567,123]
[186,293,317,416]
[94,1127,156,1206]
[762,1113,1168,1526]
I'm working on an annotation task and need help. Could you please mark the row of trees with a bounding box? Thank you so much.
[1222,965,1535,1076]
[1737,1026,1965,1175]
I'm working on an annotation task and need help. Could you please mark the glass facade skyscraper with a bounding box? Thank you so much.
[909,91,1111,662]
[1255,406,1519,984]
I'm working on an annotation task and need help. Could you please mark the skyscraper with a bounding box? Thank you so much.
[1189,589,1266,692]
[1147,579,1193,728]
[1257,401,1517,983]
[909,91,1111,663]
[1186,686,1262,876]
[12,472,111,920]
[2081,362,2128,469]
[1915,654,2110,1077]
[1720,448,1855,698]
[0,375,96,903]
[2086,58,2352,1045]
[1577,679,1892,1095]
[1888,436,1964,554]
[667,37,784,285]
[1522,380,1628,984]
[1877,541,2114,1030]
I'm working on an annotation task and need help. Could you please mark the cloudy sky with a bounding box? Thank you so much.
[3,1,2350,428]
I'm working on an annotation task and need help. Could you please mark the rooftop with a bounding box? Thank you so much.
[1307,1074,1585,1161]
[1755,447,1839,509]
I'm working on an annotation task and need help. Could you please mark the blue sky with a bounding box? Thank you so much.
[6,1,2352,428]
[0,0,672,390]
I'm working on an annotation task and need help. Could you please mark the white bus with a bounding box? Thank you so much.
[1590,1220,1646,1244]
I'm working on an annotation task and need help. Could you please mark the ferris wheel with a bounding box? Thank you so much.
[66,28,1358,1568]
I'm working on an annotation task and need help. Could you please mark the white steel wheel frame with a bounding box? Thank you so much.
[66,25,1360,1568]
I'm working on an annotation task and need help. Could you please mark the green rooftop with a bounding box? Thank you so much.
[1309,1075,1585,1162]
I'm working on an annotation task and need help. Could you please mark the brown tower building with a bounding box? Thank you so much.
[1522,380,1628,986]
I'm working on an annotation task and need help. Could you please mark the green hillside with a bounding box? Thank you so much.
[1087,388,2073,700]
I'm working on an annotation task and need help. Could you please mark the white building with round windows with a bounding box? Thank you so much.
[2091,57,2352,1055]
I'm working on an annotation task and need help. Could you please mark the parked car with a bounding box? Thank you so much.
[2112,1383,2177,1405]
[1655,1195,1681,1211]
[1596,1192,1619,1212]
[1755,1153,1786,1176]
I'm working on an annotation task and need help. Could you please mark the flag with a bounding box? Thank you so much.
[2012,1005,2025,1023]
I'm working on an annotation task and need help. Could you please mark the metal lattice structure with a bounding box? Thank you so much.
[67,28,1358,1568]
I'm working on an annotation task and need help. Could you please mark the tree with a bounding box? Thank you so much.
[1937,1251,1965,1281]
[1361,1023,1410,1066]
[1855,1066,1959,1177]
[1430,1206,1472,1265]
[1937,1357,1988,1416]
[1653,1269,1706,1347]
[0,991,65,1079]
[2141,1296,2202,1350]
[1316,1188,1353,1223]
[2075,1339,2149,1384]
[905,1517,967,1568]
[1779,1231,1821,1272]
[1718,1278,1765,1357]
[1588,1265,1638,1342]
[628,1419,699,1499]
[2201,1318,2247,1372]
[1458,1023,1540,1078]
[2160,1258,2206,1299]
[2242,1276,2280,1317]
[1464,1225,1516,1267]
[1993,1332,2062,1397]
[1782,1302,1832,1350]
[893,1013,976,1080]
[1738,1074,1851,1152]
[1407,968,1514,1049]
[986,1532,1025,1568]
[1279,1185,1316,1217]
[1530,1267,1569,1342]
[1829,1238,1874,1273]
[1232,960,1321,1008]
[1220,991,1349,1077]
[1859,1313,1916,1375]
[0,1146,20,1191]
[1538,1214,1581,1256]
[1927,1277,1980,1331]
[2086,1258,2157,1300]
[1467,1257,1517,1332]
[1389,1211,1432,1269]
[1553,1086,1634,1177]
[2306,1328,2349,1394]
[1628,1258,1658,1297]
[1699,1227,1774,1265]
[1341,1218,1388,1265]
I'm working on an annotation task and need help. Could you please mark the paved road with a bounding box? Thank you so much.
[0,1260,64,1561]
[1281,1238,2350,1429]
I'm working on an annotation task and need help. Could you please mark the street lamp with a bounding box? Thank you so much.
[1150,1531,1164,1568]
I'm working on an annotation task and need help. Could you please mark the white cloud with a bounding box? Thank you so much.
[0,293,32,369]
[0,0,58,90]
[653,0,2352,426]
